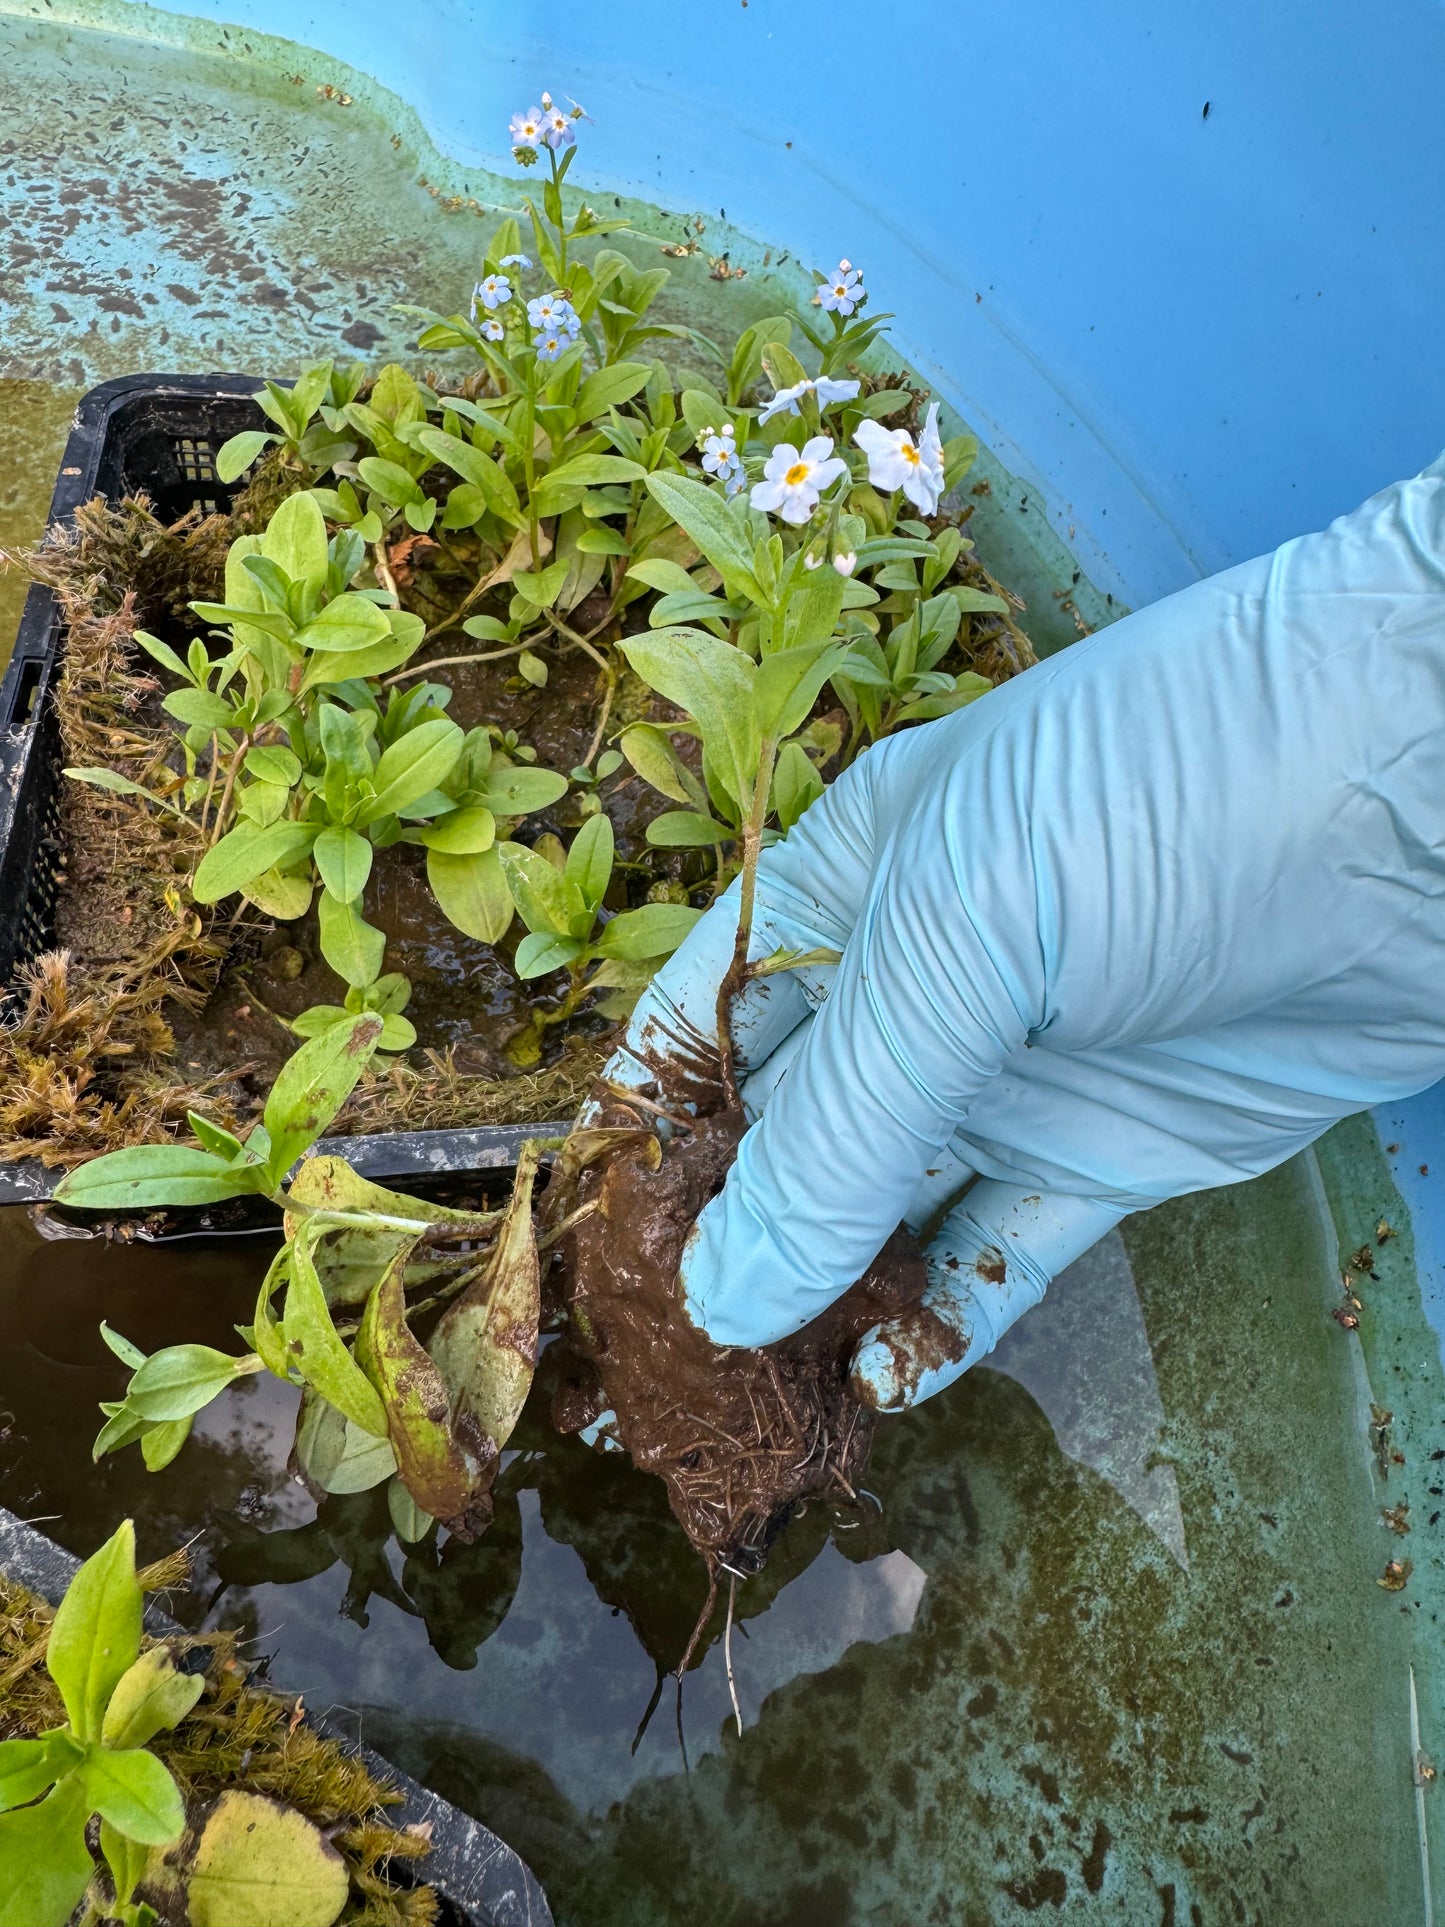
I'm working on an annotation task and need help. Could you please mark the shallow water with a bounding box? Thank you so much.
[3,1111,1443,1923]
[2,10,1444,1923]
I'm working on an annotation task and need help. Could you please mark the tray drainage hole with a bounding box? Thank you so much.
[175,436,219,485]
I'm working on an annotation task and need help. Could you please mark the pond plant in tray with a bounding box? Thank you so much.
[24,90,1037,1671]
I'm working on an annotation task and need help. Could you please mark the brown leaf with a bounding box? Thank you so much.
[355,1243,474,1521]
[428,1141,542,1476]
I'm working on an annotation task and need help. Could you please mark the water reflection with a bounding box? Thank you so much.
[0,1146,1435,1922]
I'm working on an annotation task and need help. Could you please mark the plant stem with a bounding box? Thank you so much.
[207,732,251,847]
[582,647,618,769]
[372,540,402,608]
[382,641,535,686]
[715,735,777,1099]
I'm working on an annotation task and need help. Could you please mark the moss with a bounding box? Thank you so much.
[0,1556,436,1919]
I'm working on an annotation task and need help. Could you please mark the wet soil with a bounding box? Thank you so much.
[558,1097,928,1575]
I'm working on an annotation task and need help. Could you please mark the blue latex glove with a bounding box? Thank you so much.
[600,450,1445,1412]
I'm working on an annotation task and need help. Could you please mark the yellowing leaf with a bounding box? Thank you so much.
[187,1792,350,1927]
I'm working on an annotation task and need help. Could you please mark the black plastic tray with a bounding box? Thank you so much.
[0,375,568,1206]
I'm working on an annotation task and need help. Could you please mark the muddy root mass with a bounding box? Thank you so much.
[559,1095,927,1575]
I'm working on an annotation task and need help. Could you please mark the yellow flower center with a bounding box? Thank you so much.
[784,462,811,486]
[901,442,921,466]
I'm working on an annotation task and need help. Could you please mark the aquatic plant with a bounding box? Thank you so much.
[0,1529,434,1925]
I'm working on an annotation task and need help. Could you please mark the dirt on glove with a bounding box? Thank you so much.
[553,1042,937,1578]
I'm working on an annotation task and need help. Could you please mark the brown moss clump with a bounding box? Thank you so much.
[0,1556,437,1924]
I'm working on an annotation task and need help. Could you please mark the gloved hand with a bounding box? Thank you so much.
[598,450,1445,1411]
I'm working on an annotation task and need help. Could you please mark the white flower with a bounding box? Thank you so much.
[724,468,746,498]
[540,93,575,149]
[750,436,847,526]
[481,317,505,343]
[509,107,543,148]
[499,252,533,269]
[701,427,740,483]
[853,401,945,515]
[833,550,857,577]
[804,551,823,570]
[757,375,860,425]
[818,260,864,315]
[474,273,512,311]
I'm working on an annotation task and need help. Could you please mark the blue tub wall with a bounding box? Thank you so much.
[64,0,1445,609]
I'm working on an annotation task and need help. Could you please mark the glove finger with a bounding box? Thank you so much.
[851,1183,1128,1411]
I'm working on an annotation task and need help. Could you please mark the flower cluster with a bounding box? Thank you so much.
[817,259,864,316]
[527,291,581,360]
[700,424,744,496]
[747,401,947,526]
[510,91,585,164]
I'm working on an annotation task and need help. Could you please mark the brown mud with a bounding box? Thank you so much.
[556,1088,929,1579]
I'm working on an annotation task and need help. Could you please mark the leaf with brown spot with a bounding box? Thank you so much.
[355,1243,474,1520]
[429,1142,542,1469]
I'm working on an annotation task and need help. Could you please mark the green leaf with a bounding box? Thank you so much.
[498,841,586,938]
[377,1012,417,1052]
[564,811,614,909]
[474,764,569,816]
[293,1391,397,1494]
[263,491,330,593]
[535,452,646,506]
[643,471,760,601]
[354,1247,474,1520]
[64,766,182,816]
[512,559,570,609]
[312,826,372,904]
[193,820,318,905]
[413,429,522,523]
[0,1734,75,1813]
[575,524,631,555]
[101,1819,150,1913]
[620,628,759,816]
[618,723,698,806]
[162,687,235,731]
[644,809,732,847]
[102,1647,204,1751]
[594,901,702,960]
[575,361,653,420]
[101,1323,147,1369]
[624,557,698,596]
[430,1144,541,1466]
[417,805,496,855]
[318,891,384,989]
[648,588,739,629]
[128,1345,247,1421]
[242,865,314,921]
[517,648,548,687]
[770,740,825,830]
[46,1520,141,1742]
[387,1480,434,1544]
[950,585,1011,614]
[427,847,514,944]
[754,641,851,740]
[0,1778,93,1927]
[293,594,392,655]
[355,717,465,824]
[357,455,425,507]
[80,1745,185,1847]
[515,931,584,978]
[186,1791,351,1927]
[262,1012,384,1180]
[54,1145,262,1211]
[141,1415,193,1471]
[284,1233,390,1437]
[216,429,277,484]
[244,745,303,786]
